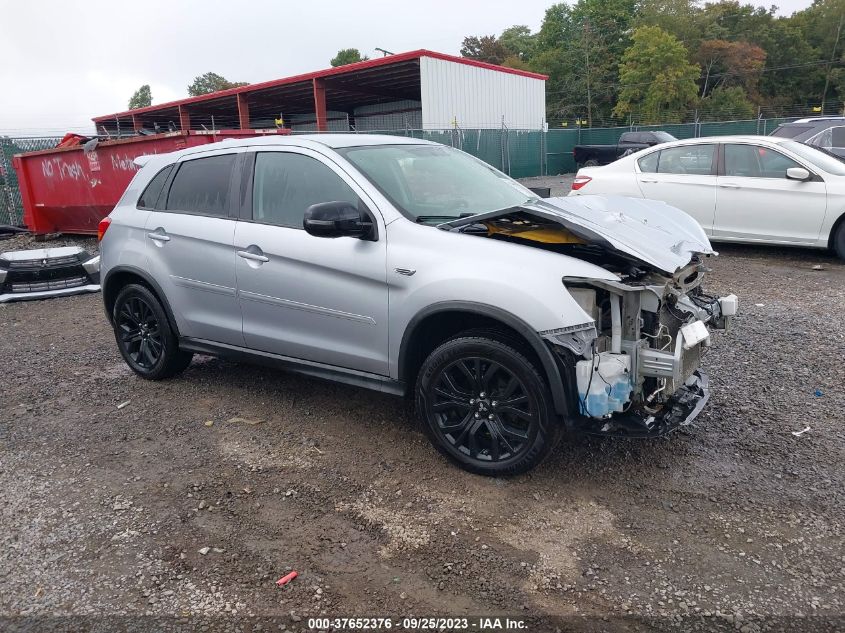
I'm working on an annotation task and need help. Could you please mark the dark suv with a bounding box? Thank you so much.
[771,117,845,157]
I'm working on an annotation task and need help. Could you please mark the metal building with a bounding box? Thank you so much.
[93,50,547,135]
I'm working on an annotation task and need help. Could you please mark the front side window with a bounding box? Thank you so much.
[252,152,360,228]
[830,126,845,147]
[657,145,715,175]
[724,144,800,178]
[166,154,235,216]
[137,164,173,209]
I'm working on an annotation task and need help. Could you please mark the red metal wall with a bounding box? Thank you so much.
[12,129,288,235]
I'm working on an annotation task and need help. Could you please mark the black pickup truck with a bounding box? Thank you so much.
[573,131,677,167]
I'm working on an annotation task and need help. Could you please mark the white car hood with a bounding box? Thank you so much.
[523,195,715,273]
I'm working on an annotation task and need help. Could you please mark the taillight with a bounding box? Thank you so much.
[97,217,112,242]
[571,175,592,191]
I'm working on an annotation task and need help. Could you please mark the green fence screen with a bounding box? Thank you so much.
[0,117,801,227]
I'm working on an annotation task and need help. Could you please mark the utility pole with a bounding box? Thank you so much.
[584,20,593,128]
[821,13,844,114]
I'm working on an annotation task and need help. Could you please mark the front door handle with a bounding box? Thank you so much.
[718,183,741,189]
[147,231,170,242]
[237,250,269,263]
[639,178,658,183]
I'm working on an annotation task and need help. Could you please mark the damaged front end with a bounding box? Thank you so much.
[441,194,737,437]
[551,266,736,437]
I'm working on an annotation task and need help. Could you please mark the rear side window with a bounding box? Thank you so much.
[657,145,715,175]
[252,152,359,228]
[137,165,173,209]
[166,154,236,216]
[638,151,659,173]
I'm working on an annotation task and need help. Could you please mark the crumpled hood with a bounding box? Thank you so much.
[523,195,716,273]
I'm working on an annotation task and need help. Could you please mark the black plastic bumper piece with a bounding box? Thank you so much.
[575,371,710,438]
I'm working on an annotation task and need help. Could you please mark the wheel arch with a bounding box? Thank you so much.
[102,265,180,337]
[397,301,570,416]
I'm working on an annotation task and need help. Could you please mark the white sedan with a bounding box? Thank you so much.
[569,135,845,259]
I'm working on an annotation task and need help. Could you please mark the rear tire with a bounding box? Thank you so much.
[415,335,560,476]
[833,222,845,260]
[112,284,193,380]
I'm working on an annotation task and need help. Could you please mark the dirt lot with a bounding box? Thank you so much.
[1,234,843,632]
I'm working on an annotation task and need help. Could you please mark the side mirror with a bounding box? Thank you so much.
[786,167,812,181]
[303,201,375,240]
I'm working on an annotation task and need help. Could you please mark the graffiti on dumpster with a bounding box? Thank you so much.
[110,154,139,173]
[41,157,85,181]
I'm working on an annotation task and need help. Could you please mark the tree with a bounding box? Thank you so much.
[330,48,369,67]
[612,26,700,123]
[128,85,152,110]
[498,25,537,62]
[532,0,637,125]
[460,35,508,65]
[698,86,756,120]
[696,39,766,99]
[187,72,248,97]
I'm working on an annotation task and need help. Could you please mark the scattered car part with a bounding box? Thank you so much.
[0,245,100,303]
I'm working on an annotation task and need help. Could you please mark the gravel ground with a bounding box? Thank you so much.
[1,232,843,631]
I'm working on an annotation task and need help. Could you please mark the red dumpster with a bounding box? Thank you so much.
[12,129,289,235]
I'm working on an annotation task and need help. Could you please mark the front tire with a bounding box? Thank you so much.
[415,336,560,476]
[833,222,845,260]
[112,284,193,380]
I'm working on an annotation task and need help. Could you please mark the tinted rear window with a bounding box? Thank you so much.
[166,154,236,216]
[137,165,173,209]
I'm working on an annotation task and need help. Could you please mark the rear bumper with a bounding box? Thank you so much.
[575,371,710,438]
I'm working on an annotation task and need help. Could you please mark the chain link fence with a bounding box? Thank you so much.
[0,117,801,228]
[0,137,62,226]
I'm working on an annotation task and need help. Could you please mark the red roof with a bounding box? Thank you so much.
[93,49,547,122]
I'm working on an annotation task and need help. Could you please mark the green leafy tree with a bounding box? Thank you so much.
[330,48,369,67]
[498,25,537,62]
[460,35,509,65]
[187,72,248,96]
[698,86,756,120]
[613,26,700,123]
[128,85,152,109]
[532,0,637,125]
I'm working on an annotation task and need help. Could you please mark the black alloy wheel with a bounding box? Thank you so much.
[117,295,163,370]
[416,335,560,476]
[112,284,193,380]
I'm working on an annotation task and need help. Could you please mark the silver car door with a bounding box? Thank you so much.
[234,147,389,375]
[144,148,244,346]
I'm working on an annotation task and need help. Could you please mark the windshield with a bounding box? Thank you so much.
[652,132,677,143]
[337,144,535,222]
[782,141,845,175]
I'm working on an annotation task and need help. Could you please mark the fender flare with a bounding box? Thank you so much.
[397,301,570,416]
[102,265,181,337]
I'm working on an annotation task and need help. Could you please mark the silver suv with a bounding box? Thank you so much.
[99,135,736,475]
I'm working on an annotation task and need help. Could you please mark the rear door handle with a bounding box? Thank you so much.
[639,178,658,183]
[147,231,170,242]
[718,183,741,189]
[237,250,269,263]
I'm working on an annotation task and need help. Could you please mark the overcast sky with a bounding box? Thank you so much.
[0,0,815,136]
